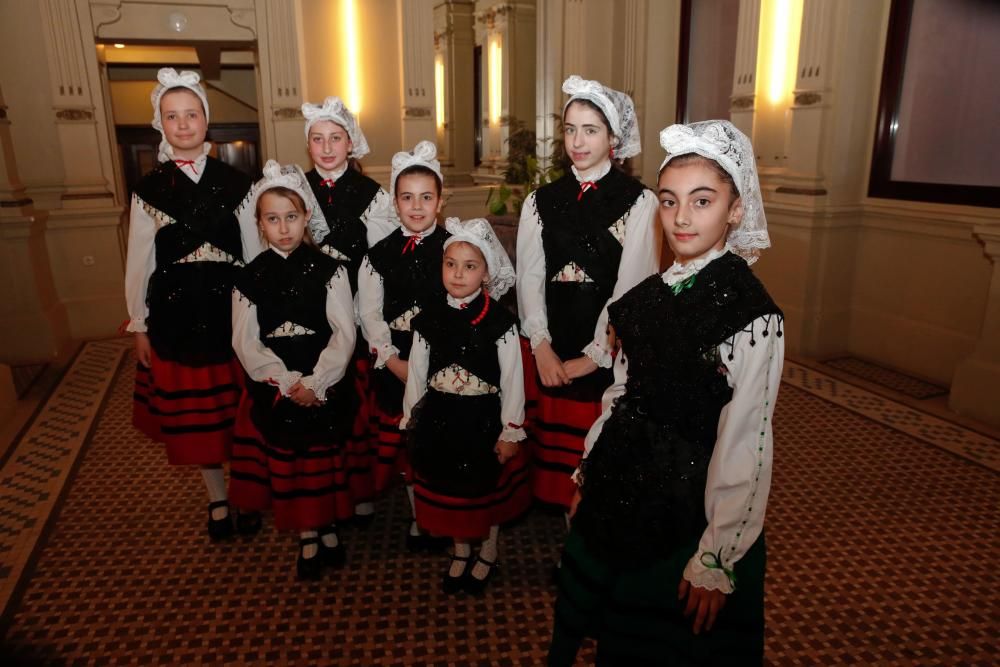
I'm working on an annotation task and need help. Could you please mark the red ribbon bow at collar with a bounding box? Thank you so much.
[320,178,336,204]
[401,235,421,255]
[577,181,598,201]
[174,159,198,174]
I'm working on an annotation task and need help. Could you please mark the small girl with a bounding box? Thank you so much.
[549,121,785,665]
[126,68,259,540]
[358,141,449,549]
[401,217,530,595]
[516,75,659,515]
[300,97,398,524]
[229,160,357,580]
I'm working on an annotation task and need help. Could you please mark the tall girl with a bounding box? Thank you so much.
[516,75,659,514]
[300,96,397,524]
[402,218,531,594]
[229,161,357,580]
[126,68,259,539]
[358,141,449,549]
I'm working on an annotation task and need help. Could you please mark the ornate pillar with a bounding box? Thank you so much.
[398,0,437,150]
[253,0,306,165]
[435,0,477,183]
[729,0,761,139]
[534,0,563,173]
[951,223,1000,426]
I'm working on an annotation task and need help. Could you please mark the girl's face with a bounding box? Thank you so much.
[394,173,442,233]
[258,191,309,253]
[307,120,353,173]
[443,242,488,300]
[160,89,207,158]
[563,101,613,173]
[657,160,742,265]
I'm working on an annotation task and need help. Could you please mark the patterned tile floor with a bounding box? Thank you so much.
[0,342,997,665]
[821,357,948,400]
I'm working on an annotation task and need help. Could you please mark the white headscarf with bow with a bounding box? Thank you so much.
[443,217,516,298]
[301,96,370,160]
[562,75,641,160]
[390,140,443,198]
[249,160,330,245]
[658,120,770,264]
[150,68,211,163]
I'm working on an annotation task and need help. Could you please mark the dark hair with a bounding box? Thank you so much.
[160,86,206,115]
[255,186,316,246]
[660,153,739,201]
[563,98,612,135]
[394,165,442,196]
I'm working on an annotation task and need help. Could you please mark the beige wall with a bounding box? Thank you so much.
[109,80,258,126]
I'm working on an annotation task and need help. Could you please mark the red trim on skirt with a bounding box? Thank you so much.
[412,446,531,539]
[228,392,355,531]
[529,392,603,509]
[371,403,411,493]
[344,356,375,504]
[520,336,539,426]
[132,349,243,465]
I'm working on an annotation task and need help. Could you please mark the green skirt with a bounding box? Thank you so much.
[549,529,766,666]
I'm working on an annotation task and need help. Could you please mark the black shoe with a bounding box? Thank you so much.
[207,501,234,541]
[442,553,472,594]
[463,555,498,596]
[235,510,262,536]
[318,525,346,569]
[296,537,323,581]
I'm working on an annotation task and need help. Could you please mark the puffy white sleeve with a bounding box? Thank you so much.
[299,266,357,400]
[497,325,527,442]
[357,255,399,368]
[362,187,398,248]
[124,194,157,333]
[236,189,263,263]
[399,331,430,430]
[583,189,660,367]
[683,314,785,594]
[515,191,551,350]
[231,288,302,395]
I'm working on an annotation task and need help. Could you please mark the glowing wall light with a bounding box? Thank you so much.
[762,0,803,105]
[342,0,361,113]
[435,54,445,129]
[488,36,502,124]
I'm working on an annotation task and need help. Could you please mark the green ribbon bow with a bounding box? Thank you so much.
[670,274,697,295]
[700,550,737,588]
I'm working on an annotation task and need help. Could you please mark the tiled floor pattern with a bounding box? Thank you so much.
[0,345,997,664]
[821,357,948,400]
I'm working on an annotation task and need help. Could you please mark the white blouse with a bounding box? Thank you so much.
[357,223,438,368]
[581,250,784,594]
[314,162,399,249]
[231,253,356,400]
[515,159,659,367]
[400,289,527,443]
[125,143,261,333]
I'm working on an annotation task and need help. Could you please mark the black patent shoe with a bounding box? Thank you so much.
[207,501,234,541]
[442,553,472,594]
[463,556,498,596]
[296,537,323,581]
[235,510,262,536]
[318,525,346,569]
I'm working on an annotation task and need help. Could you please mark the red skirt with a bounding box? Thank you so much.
[529,391,603,509]
[371,402,410,493]
[520,336,539,426]
[412,446,531,539]
[133,349,243,465]
[343,356,376,505]
[228,392,355,531]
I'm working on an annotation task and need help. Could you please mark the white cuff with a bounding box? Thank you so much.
[373,344,401,369]
[582,341,613,368]
[299,374,331,403]
[271,370,304,397]
[127,319,148,333]
[529,330,553,350]
[499,427,527,442]
[683,554,735,594]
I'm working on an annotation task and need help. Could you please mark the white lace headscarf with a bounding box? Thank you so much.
[150,68,211,163]
[390,140,443,199]
[562,75,641,160]
[443,217,516,298]
[301,96,370,160]
[249,160,330,244]
[658,120,770,264]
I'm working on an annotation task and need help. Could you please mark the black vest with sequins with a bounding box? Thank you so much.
[365,226,450,353]
[411,292,518,387]
[135,157,252,365]
[306,167,381,294]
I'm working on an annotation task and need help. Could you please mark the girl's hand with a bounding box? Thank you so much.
[534,340,570,387]
[564,356,598,380]
[494,440,520,464]
[678,578,727,635]
[289,382,320,407]
[134,332,152,368]
[568,488,582,520]
[386,355,408,383]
